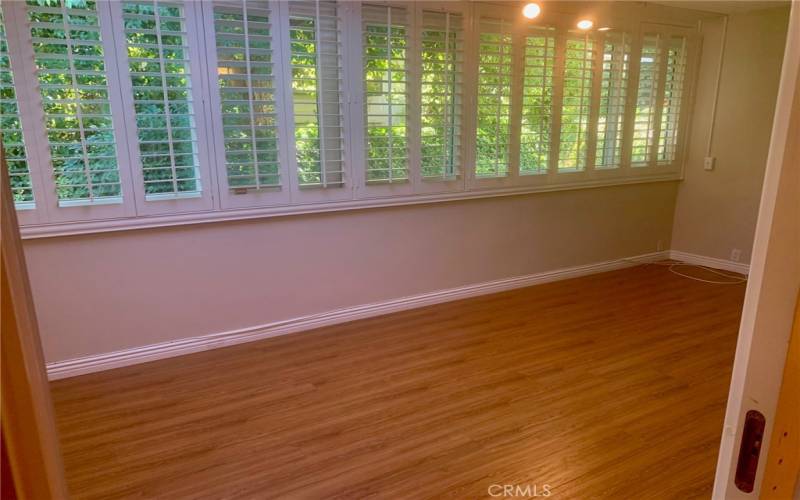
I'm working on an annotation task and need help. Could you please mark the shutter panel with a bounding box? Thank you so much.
[631,33,660,166]
[211,0,280,192]
[520,26,555,175]
[475,16,512,178]
[596,31,630,169]
[657,34,687,164]
[27,0,122,204]
[0,6,34,207]
[558,33,594,171]
[419,10,463,181]
[362,4,409,184]
[289,0,345,188]
[122,0,201,198]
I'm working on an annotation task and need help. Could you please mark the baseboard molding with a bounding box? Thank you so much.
[47,251,669,380]
[669,250,750,275]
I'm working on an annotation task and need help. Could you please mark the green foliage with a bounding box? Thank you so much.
[520,35,553,174]
[476,31,511,177]
[420,21,460,178]
[215,7,279,189]
[364,23,408,182]
[0,6,34,203]
[557,37,593,170]
[27,0,121,201]
[124,1,198,194]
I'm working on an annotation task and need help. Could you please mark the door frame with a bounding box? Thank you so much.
[1,143,70,498]
[711,3,800,498]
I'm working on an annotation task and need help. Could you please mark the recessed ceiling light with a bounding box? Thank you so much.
[522,3,541,19]
[598,26,612,31]
[577,19,594,30]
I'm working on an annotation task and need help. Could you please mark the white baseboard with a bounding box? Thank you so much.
[47,251,669,380]
[669,250,750,275]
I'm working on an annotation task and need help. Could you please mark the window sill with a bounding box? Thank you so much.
[19,173,682,239]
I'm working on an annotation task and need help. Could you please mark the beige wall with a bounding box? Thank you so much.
[672,6,791,265]
[25,183,677,363]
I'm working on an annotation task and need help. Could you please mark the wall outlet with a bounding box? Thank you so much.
[704,157,716,171]
[731,249,742,262]
[657,240,664,252]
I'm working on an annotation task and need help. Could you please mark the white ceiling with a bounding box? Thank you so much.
[648,1,790,15]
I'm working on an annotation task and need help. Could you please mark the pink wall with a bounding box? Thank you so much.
[24,182,678,363]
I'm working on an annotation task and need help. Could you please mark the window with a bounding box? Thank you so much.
[475,16,512,178]
[631,33,660,166]
[212,0,280,192]
[362,4,408,184]
[419,10,463,180]
[0,5,34,207]
[289,0,345,188]
[658,34,687,164]
[2,1,696,235]
[558,33,594,171]
[520,27,555,175]
[28,0,122,204]
[123,0,201,197]
[595,32,629,169]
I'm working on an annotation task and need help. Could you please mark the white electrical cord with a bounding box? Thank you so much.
[622,258,747,285]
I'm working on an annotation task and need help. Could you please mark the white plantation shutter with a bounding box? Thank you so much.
[362,4,409,184]
[557,33,595,171]
[657,34,687,164]
[631,33,661,166]
[0,6,34,208]
[211,0,280,193]
[520,26,555,175]
[595,31,630,169]
[288,0,346,189]
[475,15,513,178]
[122,0,202,198]
[27,0,123,204]
[3,2,698,230]
[419,9,463,181]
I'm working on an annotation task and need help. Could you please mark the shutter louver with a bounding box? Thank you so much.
[596,32,630,168]
[212,0,280,192]
[0,6,34,206]
[558,33,594,171]
[362,4,409,184]
[289,0,345,188]
[475,16,512,178]
[27,0,122,204]
[631,33,660,166]
[123,0,201,197]
[420,10,462,180]
[657,34,687,164]
[520,27,555,175]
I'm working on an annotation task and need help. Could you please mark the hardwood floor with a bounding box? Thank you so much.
[50,264,746,499]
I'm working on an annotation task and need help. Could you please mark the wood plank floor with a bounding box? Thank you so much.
[50,264,746,499]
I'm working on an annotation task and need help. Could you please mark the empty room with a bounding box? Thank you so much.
[1,0,798,498]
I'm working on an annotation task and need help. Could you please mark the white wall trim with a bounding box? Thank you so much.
[669,250,750,275]
[47,250,671,380]
[21,176,682,240]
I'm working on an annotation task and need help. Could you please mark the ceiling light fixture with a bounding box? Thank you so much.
[522,2,541,19]
[577,19,594,30]
[597,26,611,31]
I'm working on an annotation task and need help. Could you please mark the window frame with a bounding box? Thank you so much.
[3,0,138,224]
[200,0,292,210]
[413,2,468,196]
[110,0,217,216]
[6,0,700,238]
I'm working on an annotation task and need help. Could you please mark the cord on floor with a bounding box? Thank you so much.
[621,258,748,285]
